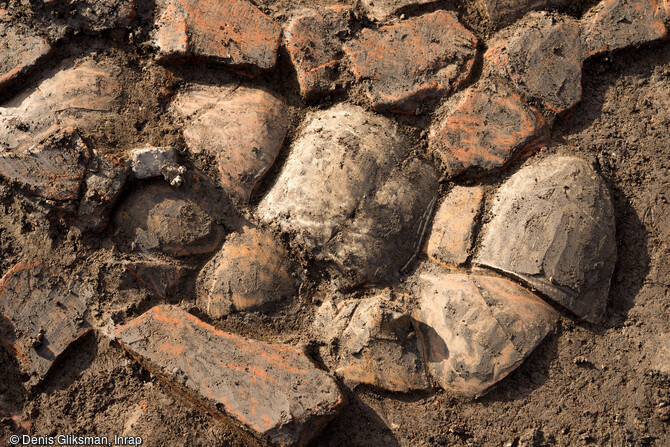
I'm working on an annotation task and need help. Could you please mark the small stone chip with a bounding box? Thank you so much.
[116,305,345,446]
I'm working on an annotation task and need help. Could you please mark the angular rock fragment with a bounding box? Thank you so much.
[0,59,123,150]
[473,0,571,28]
[484,13,584,116]
[426,186,484,266]
[258,104,438,285]
[313,294,430,392]
[412,269,557,397]
[172,85,288,202]
[119,260,188,299]
[429,82,549,179]
[130,146,185,186]
[0,21,51,95]
[475,156,617,323]
[197,226,296,317]
[153,0,281,71]
[0,260,92,380]
[581,0,668,59]
[114,177,225,258]
[116,305,345,446]
[284,6,352,99]
[360,0,437,21]
[344,11,478,113]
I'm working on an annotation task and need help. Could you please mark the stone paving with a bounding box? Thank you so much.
[0,0,667,444]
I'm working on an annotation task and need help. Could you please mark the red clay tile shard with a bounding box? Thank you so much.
[284,6,352,99]
[0,22,50,94]
[484,13,584,116]
[171,85,289,202]
[360,0,437,21]
[154,0,281,71]
[0,260,92,379]
[474,156,617,324]
[426,185,484,266]
[343,11,478,114]
[581,0,668,59]
[429,84,549,178]
[115,305,345,446]
[474,0,571,27]
[198,226,296,318]
[412,270,558,397]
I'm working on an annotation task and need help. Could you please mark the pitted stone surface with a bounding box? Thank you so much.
[581,0,668,59]
[475,156,617,323]
[257,104,438,285]
[197,226,296,317]
[426,186,485,266]
[172,85,289,202]
[0,260,92,380]
[154,0,281,71]
[0,21,50,93]
[473,0,571,27]
[412,269,558,397]
[429,82,549,178]
[114,178,225,258]
[116,305,345,446]
[485,13,584,116]
[313,294,430,392]
[360,0,437,21]
[284,6,352,99]
[344,11,478,114]
[0,59,123,150]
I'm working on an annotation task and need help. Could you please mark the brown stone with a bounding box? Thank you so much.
[257,104,438,285]
[426,186,485,266]
[484,12,584,116]
[0,21,50,95]
[428,82,549,179]
[284,6,352,99]
[197,226,296,317]
[313,294,430,392]
[360,0,437,21]
[581,0,668,59]
[172,85,289,202]
[115,305,345,446]
[0,260,92,380]
[412,269,557,397]
[120,260,188,299]
[344,11,478,114]
[474,156,617,324]
[154,0,281,71]
[474,0,571,28]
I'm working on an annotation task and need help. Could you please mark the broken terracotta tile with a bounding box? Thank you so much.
[412,269,557,397]
[257,104,438,285]
[473,0,571,28]
[0,260,92,380]
[0,21,51,95]
[426,186,484,266]
[484,12,584,117]
[313,294,430,392]
[344,11,478,114]
[154,0,281,71]
[115,305,345,446]
[119,260,188,299]
[429,82,549,179]
[474,156,617,324]
[172,85,289,202]
[197,226,296,317]
[360,0,437,21]
[581,0,668,59]
[284,6,352,99]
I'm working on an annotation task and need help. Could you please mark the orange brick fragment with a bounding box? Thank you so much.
[154,0,281,71]
[428,84,549,178]
[344,11,478,113]
[0,22,50,94]
[116,305,345,446]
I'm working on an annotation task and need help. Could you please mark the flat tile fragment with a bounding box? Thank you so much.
[0,21,51,94]
[475,156,617,323]
[154,0,281,71]
[115,305,345,446]
[0,260,92,379]
[197,226,296,317]
[344,11,478,113]
[412,270,557,397]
